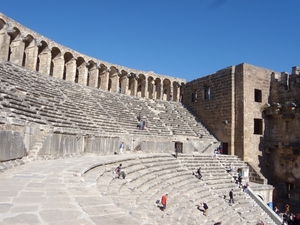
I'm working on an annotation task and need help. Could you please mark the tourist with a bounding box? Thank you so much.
[175,146,179,158]
[295,214,300,225]
[214,222,222,225]
[196,167,202,179]
[274,206,279,214]
[243,182,249,192]
[227,164,233,174]
[214,148,219,158]
[161,194,168,212]
[229,189,234,204]
[285,204,290,214]
[283,213,288,225]
[202,202,208,216]
[219,146,223,154]
[139,120,143,130]
[288,213,295,225]
[119,142,124,154]
[237,172,242,187]
[115,164,122,178]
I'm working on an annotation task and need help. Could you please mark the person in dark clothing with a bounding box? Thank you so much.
[115,164,122,178]
[196,167,202,179]
[229,189,234,204]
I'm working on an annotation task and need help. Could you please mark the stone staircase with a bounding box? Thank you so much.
[83,154,277,225]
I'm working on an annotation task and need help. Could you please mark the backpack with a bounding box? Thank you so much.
[203,203,208,209]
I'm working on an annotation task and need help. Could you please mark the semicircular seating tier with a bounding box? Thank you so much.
[0,60,216,141]
[83,154,277,225]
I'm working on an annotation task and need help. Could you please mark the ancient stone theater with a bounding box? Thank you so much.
[0,12,298,225]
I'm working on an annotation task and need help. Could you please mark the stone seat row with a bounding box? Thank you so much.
[82,154,276,225]
[0,60,216,140]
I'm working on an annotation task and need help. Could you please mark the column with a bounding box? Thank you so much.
[159,81,163,100]
[65,58,76,82]
[133,75,138,96]
[176,83,180,102]
[38,47,51,75]
[78,62,88,86]
[123,73,130,94]
[10,36,26,66]
[88,65,98,87]
[110,71,119,93]
[153,81,156,99]
[100,68,109,91]
[0,23,15,61]
[144,78,148,98]
[52,55,64,80]
[24,39,41,71]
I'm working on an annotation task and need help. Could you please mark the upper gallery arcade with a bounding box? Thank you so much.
[0,13,185,101]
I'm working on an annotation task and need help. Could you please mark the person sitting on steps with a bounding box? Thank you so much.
[115,164,122,178]
[192,167,202,179]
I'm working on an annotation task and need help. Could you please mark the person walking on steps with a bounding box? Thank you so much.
[202,202,209,216]
[229,189,234,204]
[161,194,168,212]
[119,142,124,154]
[196,167,202,179]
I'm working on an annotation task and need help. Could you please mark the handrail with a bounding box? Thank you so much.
[246,187,282,225]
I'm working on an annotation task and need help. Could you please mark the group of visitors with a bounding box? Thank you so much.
[137,113,146,130]
[277,204,300,225]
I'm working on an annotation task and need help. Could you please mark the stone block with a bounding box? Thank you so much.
[0,130,26,161]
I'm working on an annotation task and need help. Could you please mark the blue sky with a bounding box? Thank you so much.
[1,0,299,81]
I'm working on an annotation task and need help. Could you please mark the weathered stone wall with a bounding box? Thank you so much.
[85,136,120,155]
[183,67,234,154]
[240,64,273,165]
[184,63,273,162]
[0,130,25,161]
[40,133,84,156]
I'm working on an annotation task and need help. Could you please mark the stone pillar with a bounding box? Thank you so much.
[88,65,98,88]
[100,69,109,91]
[10,36,26,66]
[144,78,148,98]
[153,82,156,99]
[133,75,138,96]
[176,83,180,102]
[110,71,119,93]
[78,62,88,86]
[52,55,64,80]
[24,39,40,71]
[0,23,15,61]
[159,81,163,100]
[65,58,76,82]
[38,47,51,75]
[119,73,129,94]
